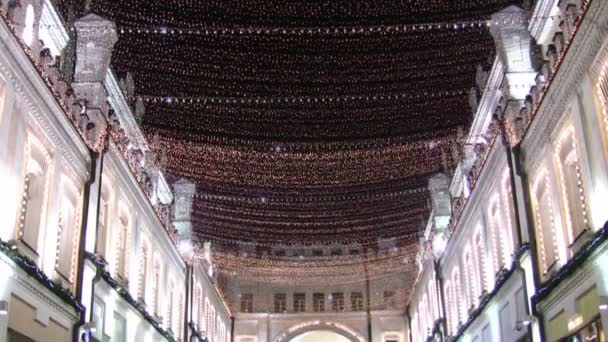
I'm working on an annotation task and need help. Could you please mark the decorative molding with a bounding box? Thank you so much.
[0,16,90,177]
[589,38,608,80]
[449,244,529,341]
[0,240,83,318]
[528,0,559,41]
[440,139,507,268]
[39,0,69,55]
[87,252,178,342]
[105,144,185,271]
[105,71,148,151]
[466,57,504,145]
[534,222,608,310]
[522,0,608,160]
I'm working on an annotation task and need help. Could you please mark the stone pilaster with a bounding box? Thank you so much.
[72,13,117,144]
[172,179,196,258]
[490,5,541,143]
[7,0,43,58]
[428,173,452,258]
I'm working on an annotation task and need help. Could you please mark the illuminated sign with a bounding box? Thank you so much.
[567,314,583,332]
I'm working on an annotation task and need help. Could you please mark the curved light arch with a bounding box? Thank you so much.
[272,321,366,342]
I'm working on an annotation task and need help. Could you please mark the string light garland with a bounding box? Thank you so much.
[53,0,521,302]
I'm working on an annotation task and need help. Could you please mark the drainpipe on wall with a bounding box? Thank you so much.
[434,260,447,342]
[185,263,193,342]
[230,316,235,342]
[364,249,372,342]
[513,144,546,342]
[405,305,412,342]
[72,150,102,342]
[498,117,524,247]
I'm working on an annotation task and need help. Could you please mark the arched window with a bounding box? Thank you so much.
[555,127,588,243]
[19,135,52,255]
[452,268,463,325]
[167,281,174,333]
[56,178,80,283]
[0,79,6,124]
[474,228,487,293]
[488,196,508,274]
[501,174,516,255]
[412,312,420,342]
[97,185,111,257]
[22,5,35,46]
[196,285,204,331]
[443,281,454,334]
[138,242,148,302]
[463,246,478,309]
[533,172,558,274]
[427,280,437,327]
[153,258,162,316]
[210,307,216,342]
[115,212,129,280]
[205,299,212,337]
[418,295,426,337]
[177,292,184,341]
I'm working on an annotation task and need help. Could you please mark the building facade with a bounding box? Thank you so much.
[408,0,608,341]
[0,1,229,342]
[0,0,608,341]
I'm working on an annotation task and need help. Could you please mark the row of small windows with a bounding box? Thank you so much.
[262,248,361,257]
[240,291,395,313]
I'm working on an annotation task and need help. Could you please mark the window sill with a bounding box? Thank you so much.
[53,268,73,288]
[542,259,560,279]
[17,239,39,262]
[115,274,129,288]
[569,228,592,254]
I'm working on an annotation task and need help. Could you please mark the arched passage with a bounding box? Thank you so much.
[272,321,366,342]
[290,330,351,342]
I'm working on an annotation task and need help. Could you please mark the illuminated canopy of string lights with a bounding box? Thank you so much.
[55,0,523,298]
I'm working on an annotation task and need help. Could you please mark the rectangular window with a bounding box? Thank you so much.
[113,312,126,342]
[515,287,527,321]
[331,249,342,256]
[351,292,363,311]
[294,293,306,312]
[22,170,49,253]
[499,302,513,342]
[274,250,286,257]
[332,292,344,311]
[349,249,360,255]
[313,293,325,312]
[481,324,491,342]
[92,296,105,340]
[312,249,323,256]
[274,293,286,313]
[241,293,253,313]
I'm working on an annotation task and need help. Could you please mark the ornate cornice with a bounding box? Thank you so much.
[0,240,83,320]
[522,0,608,161]
[0,15,90,177]
[534,222,608,311]
[105,144,186,270]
